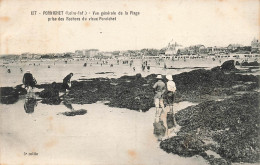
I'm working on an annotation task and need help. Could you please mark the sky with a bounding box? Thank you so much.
[0,0,259,54]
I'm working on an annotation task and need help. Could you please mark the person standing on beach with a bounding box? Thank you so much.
[142,64,145,71]
[147,65,150,71]
[164,63,167,69]
[166,74,177,126]
[63,73,73,92]
[23,70,37,91]
[153,75,166,117]
[166,75,176,112]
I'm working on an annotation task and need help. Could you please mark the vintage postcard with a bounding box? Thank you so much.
[0,0,259,164]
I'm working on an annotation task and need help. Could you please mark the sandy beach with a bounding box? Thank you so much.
[0,58,259,165]
[1,99,208,165]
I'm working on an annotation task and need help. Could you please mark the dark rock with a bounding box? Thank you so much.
[241,61,260,66]
[39,89,59,98]
[0,87,19,104]
[207,157,231,165]
[41,97,61,105]
[160,135,206,157]
[161,93,260,163]
[30,69,259,113]
[15,85,27,95]
[61,109,87,116]
[211,66,222,72]
[221,60,236,71]
[136,73,142,79]
[172,69,259,102]
[95,72,114,74]
[235,61,240,65]
[39,82,61,105]
[35,82,63,91]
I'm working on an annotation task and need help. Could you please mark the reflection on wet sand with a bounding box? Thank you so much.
[60,96,87,116]
[153,105,180,141]
[63,99,74,110]
[24,89,37,114]
[153,117,166,141]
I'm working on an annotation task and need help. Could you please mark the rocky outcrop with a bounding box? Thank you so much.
[43,66,259,111]
[241,61,260,66]
[61,109,87,116]
[0,85,27,104]
[38,82,61,105]
[160,93,260,164]
[220,60,236,71]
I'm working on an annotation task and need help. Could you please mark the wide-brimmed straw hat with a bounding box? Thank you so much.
[166,75,173,80]
[156,75,162,79]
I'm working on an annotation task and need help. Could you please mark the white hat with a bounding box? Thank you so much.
[26,70,30,73]
[166,75,173,80]
[156,75,162,79]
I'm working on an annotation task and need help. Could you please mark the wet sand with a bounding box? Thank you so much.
[0,99,207,165]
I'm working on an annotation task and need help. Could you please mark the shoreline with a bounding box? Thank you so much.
[0,60,259,164]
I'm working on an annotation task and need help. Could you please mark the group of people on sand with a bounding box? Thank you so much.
[153,74,176,117]
[22,70,74,114]
[153,74,177,141]
[22,70,73,93]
